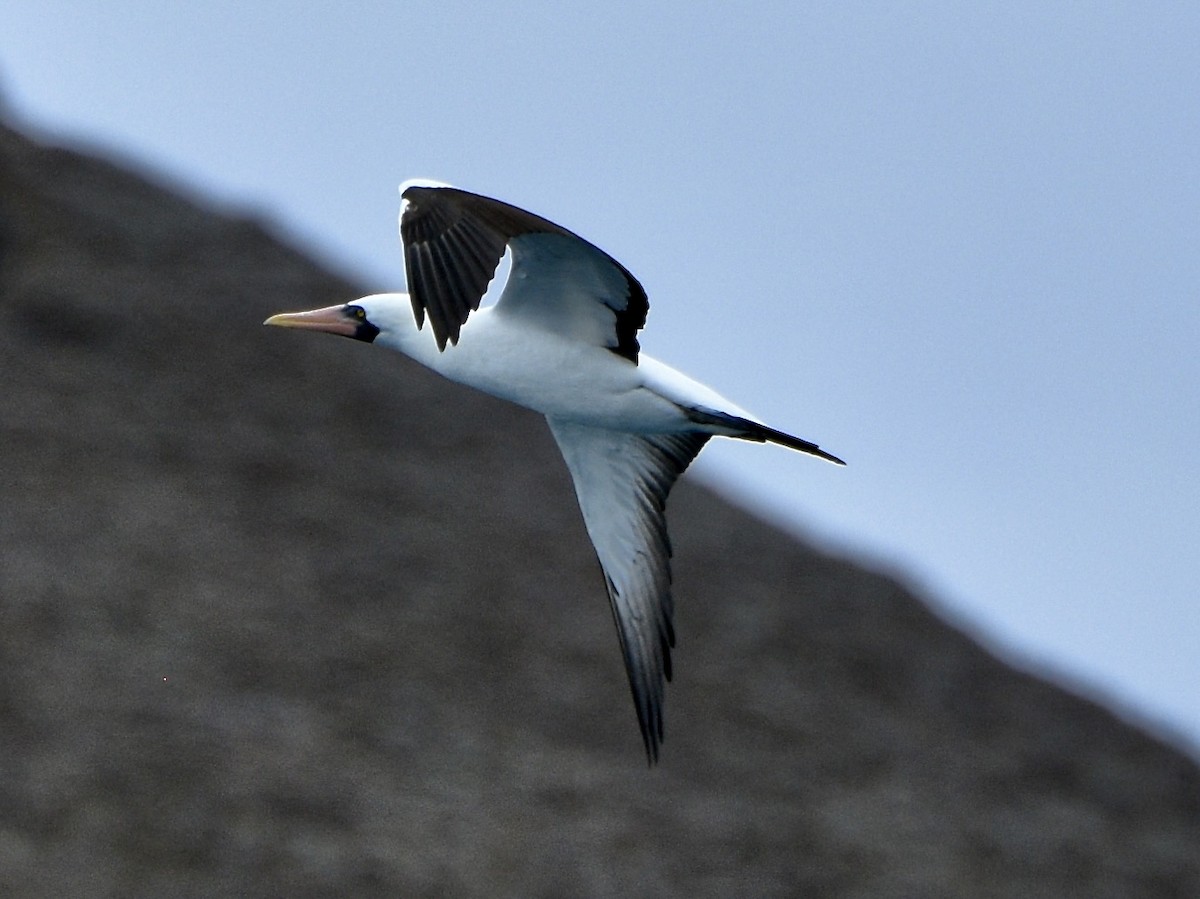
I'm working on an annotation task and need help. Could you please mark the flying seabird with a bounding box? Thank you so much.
[265,181,844,762]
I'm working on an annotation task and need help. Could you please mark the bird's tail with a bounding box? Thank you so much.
[685,407,845,466]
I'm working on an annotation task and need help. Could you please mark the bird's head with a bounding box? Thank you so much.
[263,293,416,344]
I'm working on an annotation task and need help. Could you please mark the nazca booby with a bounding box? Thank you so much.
[265,181,844,762]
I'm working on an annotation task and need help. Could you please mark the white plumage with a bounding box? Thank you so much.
[265,182,843,761]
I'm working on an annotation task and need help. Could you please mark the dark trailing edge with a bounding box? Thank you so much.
[400,185,648,363]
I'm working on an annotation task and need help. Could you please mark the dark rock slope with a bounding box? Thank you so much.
[1,119,1197,898]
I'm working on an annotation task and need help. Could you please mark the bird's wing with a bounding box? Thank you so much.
[546,417,709,762]
[399,182,648,361]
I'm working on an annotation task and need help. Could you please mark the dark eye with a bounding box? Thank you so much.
[347,305,366,320]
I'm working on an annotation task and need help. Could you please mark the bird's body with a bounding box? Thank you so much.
[266,181,843,761]
[360,297,745,435]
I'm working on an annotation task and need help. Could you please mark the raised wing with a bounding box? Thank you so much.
[399,182,648,361]
[547,417,709,762]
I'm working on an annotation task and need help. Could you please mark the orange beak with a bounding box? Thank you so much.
[263,305,357,337]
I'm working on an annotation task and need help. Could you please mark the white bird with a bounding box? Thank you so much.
[265,181,843,761]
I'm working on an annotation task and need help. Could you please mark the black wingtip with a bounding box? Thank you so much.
[627,666,665,766]
[641,723,662,766]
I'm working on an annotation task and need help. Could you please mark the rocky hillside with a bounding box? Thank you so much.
[1,118,1197,897]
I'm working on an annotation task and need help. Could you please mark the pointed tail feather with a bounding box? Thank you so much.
[738,419,845,465]
[685,408,846,466]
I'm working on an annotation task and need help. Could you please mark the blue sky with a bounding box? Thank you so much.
[4,3,1197,752]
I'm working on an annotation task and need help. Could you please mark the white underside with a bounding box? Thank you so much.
[379,304,754,434]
